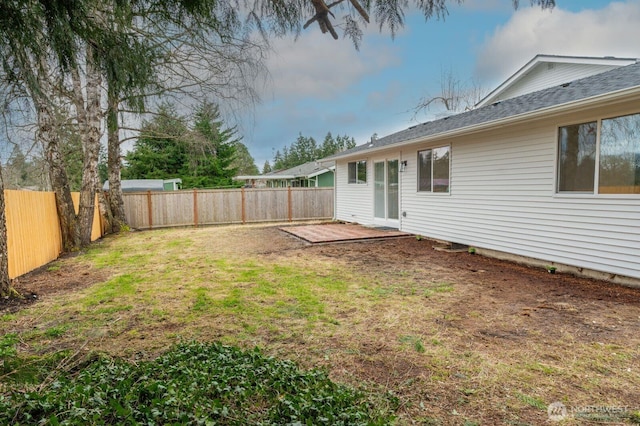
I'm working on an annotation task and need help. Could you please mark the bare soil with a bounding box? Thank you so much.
[1,254,109,314]
[3,225,640,425]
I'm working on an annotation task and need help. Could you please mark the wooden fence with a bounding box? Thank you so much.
[5,190,103,279]
[123,187,334,230]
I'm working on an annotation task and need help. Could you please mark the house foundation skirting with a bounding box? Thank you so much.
[472,247,640,289]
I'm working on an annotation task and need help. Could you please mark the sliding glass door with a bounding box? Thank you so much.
[374,159,399,222]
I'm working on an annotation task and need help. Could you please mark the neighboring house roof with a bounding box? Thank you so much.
[476,54,637,107]
[103,179,181,192]
[235,161,335,181]
[327,61,640,160]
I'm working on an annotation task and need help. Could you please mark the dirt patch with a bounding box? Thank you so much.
[268,235,640,424]
[1,253,108,314]
[319,238,640,353]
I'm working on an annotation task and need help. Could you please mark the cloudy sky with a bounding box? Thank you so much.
[241,0,640,169]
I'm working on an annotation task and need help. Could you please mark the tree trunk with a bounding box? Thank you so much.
[96,189,113,236]
[0,164,14,298]
[107,90,127,232]
[75,45,103,247]
[37,100,80,252]
[26,56,81,252]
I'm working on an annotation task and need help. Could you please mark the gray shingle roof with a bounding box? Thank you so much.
[328,61,640,159]
[265,161,331,178]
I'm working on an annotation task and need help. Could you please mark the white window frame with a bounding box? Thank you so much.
[417,145,451,194]
[347,160,367,184]
[557,111,640,196]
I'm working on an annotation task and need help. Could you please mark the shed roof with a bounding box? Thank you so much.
[327,61,640,160]
[103,179,178,192]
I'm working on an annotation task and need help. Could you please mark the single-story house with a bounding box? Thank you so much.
[103,178,182,192]
[326,57,640,284]
[235,161,335,188]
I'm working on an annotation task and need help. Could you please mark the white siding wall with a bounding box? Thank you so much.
[337,100,640,280]
[335,158,374,224]
[496,63,620,103]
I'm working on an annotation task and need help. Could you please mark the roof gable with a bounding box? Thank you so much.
[329,61,640,160]
[476,55,637,108]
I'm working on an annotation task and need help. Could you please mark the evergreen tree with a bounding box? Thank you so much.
[291,134,317,166]
[4,146,30,189]
[3,145,47,190]
[319,132,337,159]
[123,102,240,188]
[232,142,259,175]
[60,132,83,192]
[335,134,356,152]
[123,105,188,180]
[272,132,357,170]
[274,146,290,170]
[273,150,283,170]
[187,102,239,188]
[262,160,272,174]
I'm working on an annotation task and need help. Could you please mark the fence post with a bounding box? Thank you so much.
[147,190,153,230]
[288,187,292,222]
[241,187,246,224]
[193,189,198,227]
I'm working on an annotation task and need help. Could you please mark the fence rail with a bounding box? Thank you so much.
[123,187,334,230]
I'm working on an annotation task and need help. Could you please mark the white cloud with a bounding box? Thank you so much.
[476,1,640,84]
[263,27,399,100]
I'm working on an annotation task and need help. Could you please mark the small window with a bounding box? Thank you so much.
[348,160,367,184]
[557,122,596,192]
[418,146,450,193]
[418,150,432,191]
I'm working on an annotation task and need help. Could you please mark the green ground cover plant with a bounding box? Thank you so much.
[0,341,396,425]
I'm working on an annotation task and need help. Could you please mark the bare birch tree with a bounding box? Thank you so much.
[69,45,104,246]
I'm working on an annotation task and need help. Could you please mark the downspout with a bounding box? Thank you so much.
[399,150,403,231]
[333,165,337,221]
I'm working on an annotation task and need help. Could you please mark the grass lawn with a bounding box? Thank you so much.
[2,223,640,425]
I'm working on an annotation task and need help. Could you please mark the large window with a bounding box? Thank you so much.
[418,146,450,193]
[348,160,367,184]
[600,114,640,194]
[558,112,640,194]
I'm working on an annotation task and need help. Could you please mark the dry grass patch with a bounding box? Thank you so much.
[2,224,640,425]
